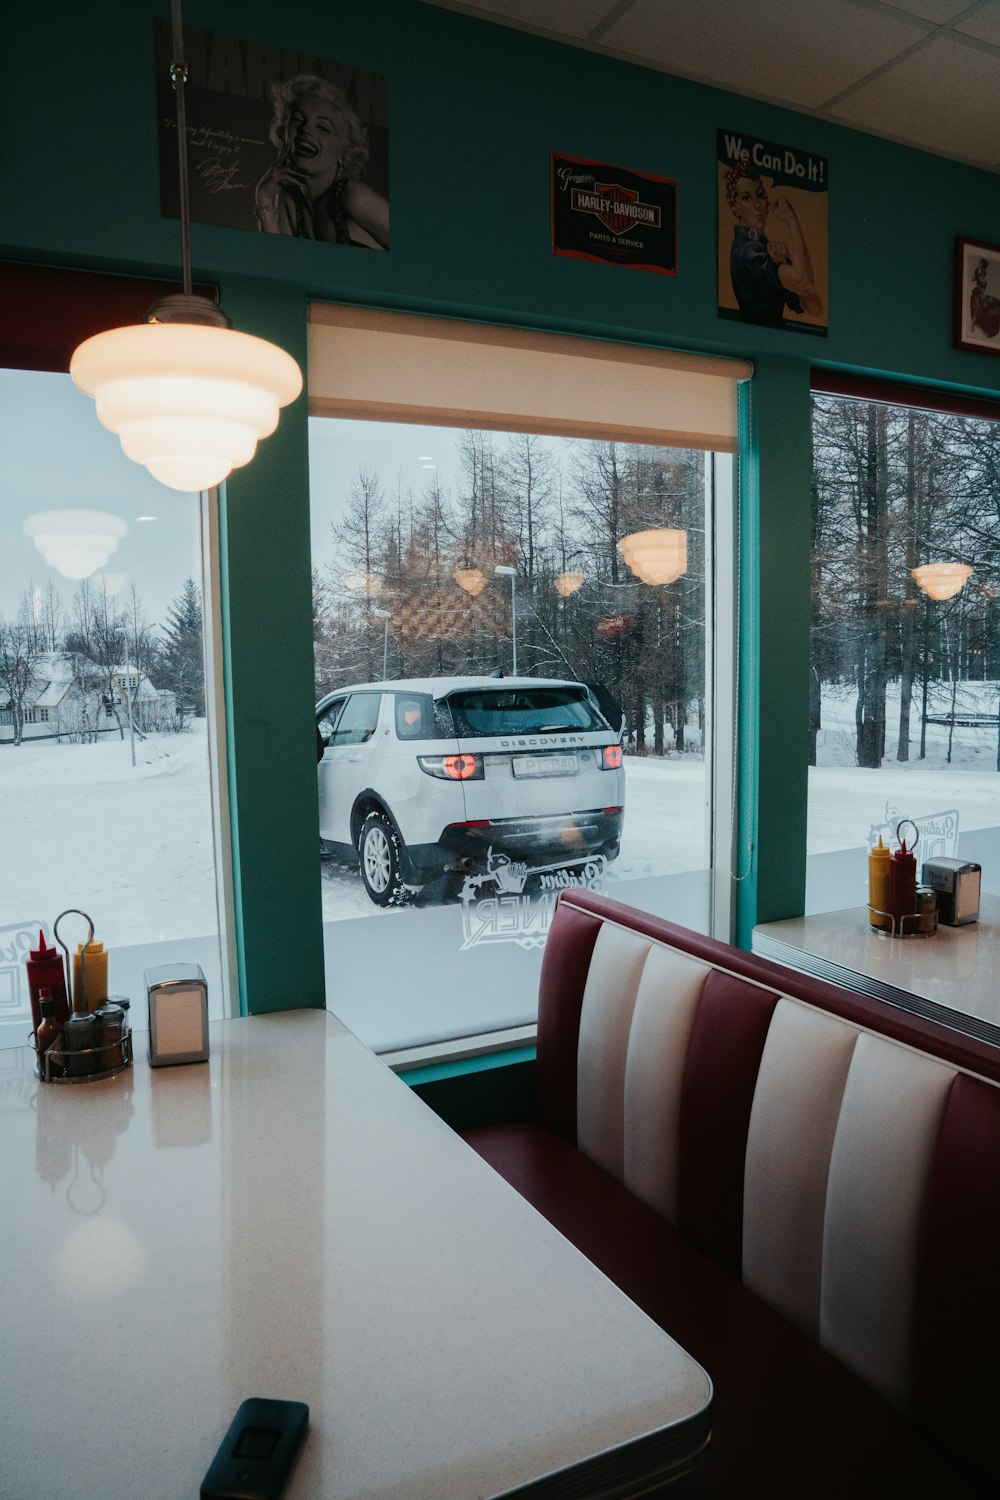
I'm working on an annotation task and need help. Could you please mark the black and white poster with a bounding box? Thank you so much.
[155,21,389,249]
[552,153,677,276]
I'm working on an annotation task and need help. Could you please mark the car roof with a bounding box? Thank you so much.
[317,675,588,706]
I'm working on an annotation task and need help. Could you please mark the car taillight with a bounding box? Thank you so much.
[418,753,484,781]
[600,744,623,769]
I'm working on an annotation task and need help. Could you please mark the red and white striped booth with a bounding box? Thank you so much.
[463,890,1000,1496]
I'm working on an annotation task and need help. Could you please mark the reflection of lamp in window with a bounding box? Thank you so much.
[344,572,382,598]
[554,571,585,598]
[452,567,487,596]
[911,563,973,601]
[68,1,301,493]
[617,528,688,586]
[23,510,129,581]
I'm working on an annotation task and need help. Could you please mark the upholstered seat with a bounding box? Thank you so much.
[462,890,1000,1495]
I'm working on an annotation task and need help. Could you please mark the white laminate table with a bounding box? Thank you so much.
[753,894,1000,1046]
[0,1010,711,1500]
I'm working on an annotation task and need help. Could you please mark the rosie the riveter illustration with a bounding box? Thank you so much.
[724,160,821,328]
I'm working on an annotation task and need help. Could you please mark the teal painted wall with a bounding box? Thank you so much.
[6,1,1000,1002]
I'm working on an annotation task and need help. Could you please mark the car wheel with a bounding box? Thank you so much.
[358,811,409,907]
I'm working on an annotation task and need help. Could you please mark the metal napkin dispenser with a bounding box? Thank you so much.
[145,963,210,1066]
[921,858,981,927]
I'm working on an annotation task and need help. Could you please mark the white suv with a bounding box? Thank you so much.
[316,676,625,906]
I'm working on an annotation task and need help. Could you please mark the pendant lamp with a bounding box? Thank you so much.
[554,571,585,598]
[453,567,487,597]
[69,1,301,493]
[617,528,688,586]
[911,563,973,602]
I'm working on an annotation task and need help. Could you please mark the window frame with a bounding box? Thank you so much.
[805,372,1000,919]
[0,263,238,1022]
[308,310,739,1053]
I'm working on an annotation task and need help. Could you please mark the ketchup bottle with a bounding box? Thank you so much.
[889,835,917,935]
[26,930,70,1033]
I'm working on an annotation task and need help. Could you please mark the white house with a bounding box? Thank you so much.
[0,651,176,744]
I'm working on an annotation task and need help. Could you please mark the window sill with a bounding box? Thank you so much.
[382,1024,536,1085]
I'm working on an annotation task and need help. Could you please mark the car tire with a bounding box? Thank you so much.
[358,811,410,907]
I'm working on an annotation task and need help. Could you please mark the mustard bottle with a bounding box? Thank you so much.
[868,836,891,931]
[72,939,108,1011]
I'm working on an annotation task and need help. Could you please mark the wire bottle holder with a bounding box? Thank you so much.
[30,909,133,1084]
[867,822,937,937]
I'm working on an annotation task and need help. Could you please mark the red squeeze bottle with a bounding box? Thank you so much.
[26,930,70,1033]
[889,837,917,935]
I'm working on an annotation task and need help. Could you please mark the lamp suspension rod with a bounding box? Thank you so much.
[170,0,193,297]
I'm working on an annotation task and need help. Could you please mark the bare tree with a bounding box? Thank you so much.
[0,611,43,746]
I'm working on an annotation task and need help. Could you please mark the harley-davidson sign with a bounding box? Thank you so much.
[571,183,660,236]
[553,152,677,275]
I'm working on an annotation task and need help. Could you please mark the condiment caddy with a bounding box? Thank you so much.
[867,822,981,937]
[28,909,132,1084]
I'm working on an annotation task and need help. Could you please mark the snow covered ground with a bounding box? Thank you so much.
[809,680,1000,851]
[1,726,217,950]
[4,681,998,950]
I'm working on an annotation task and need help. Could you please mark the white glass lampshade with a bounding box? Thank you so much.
[617,528,688,586]
[554,571,585,598]
[453,567,487,596]
[70,322,302,493]
[23,510,129,580]
[911,563,973,601]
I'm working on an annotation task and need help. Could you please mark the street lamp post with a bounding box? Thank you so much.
[494,566,517,675]
[373,607,391,680]
[122,634,137,769]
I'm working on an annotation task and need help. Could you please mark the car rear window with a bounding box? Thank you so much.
[445,687,607,738]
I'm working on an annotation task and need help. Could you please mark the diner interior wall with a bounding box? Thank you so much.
[5,0,1000,1002]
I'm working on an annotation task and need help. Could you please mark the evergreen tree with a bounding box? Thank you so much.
[161,579,205,717]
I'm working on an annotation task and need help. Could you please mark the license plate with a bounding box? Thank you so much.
[512,754,578,778]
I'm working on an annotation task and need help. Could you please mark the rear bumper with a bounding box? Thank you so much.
[417,807,624,874]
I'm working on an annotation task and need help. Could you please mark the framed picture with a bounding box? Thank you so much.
[154,19,389,249]
[954,237,1000,354]
[717,129,828,336]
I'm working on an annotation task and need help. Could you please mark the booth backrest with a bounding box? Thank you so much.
[537,891,1000,1477]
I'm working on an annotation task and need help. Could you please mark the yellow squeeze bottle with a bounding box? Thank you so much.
[72,940,108,1011]
[868,837,891,931]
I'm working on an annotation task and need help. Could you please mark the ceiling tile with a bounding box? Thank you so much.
[431,0,618,40]
[954,1,1000,47]
[885,0,975,21]
[829,33,1000,165]
[601,0,929,108]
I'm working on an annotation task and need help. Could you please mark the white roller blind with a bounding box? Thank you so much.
[308,305,752,452]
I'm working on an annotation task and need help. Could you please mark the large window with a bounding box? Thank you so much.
[309,418,729,1050]
[0,368,228,1047]
[306,309,742,1053]
[807,388,1000,912]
